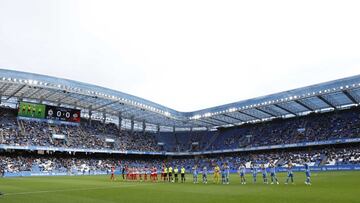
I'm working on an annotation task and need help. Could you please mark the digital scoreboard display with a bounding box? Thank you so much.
[45,105,81,123]
[18,102,80,123]
[18,102,46,119]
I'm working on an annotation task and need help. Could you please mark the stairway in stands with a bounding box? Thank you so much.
[203,131,220,151]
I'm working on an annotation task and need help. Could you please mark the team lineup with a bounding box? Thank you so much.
[109,161,312,185]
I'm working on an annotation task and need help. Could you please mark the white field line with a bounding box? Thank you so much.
[3,183,151,196]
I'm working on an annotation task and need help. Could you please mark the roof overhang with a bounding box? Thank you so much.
[1,69,360,130]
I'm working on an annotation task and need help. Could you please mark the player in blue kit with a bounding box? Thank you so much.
[285,161,294,184]
[225,163,230,184]
[221,164,227,184]
[304,162,311,185]
[202,166,208,184]
[251,163,258,183]
[260,164,268,184]
[238,163,246,184]
[269,161,279,185]
[192,165,198,184]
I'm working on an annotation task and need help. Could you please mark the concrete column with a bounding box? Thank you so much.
[102,112,106,124]
[88,106,92,126]
[157,124,160,134]
[118,112,122,132]
[130,117,134,133]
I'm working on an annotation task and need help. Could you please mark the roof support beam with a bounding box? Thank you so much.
[197,119,218,126]
[57,92,74,103]
[317,95,336,109]
[255,108,278,117]
[210,117,234,125]
[5,85,26,100]
[236,111,261,120]
[273,104,297,116]
[203,118,224,125]
[71,94,90,105]
[133,111,156,121]
[222,114,245,122]
[41,89,61,101]
[294,100,314,111]
[0,83,12,92]
[92,100,119,111]
[25,87,43,98]
[0,83,8,90]
[342,90,359,104]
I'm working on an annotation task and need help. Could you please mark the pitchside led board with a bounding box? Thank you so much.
[18,102,81,123]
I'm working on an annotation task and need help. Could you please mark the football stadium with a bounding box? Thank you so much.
[1,1,360,203]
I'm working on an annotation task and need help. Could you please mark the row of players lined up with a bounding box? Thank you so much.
[110,160,312,185]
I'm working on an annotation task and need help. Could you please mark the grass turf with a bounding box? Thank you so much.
[0,171,359,203]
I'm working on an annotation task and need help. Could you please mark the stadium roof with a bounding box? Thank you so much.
[1,69,360,131]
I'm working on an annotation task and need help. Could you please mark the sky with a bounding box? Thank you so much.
[0,0,359,112]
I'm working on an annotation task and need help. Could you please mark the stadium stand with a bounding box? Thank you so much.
[1,70,360,177]
[1,146,359,175]
[1,107,360,152]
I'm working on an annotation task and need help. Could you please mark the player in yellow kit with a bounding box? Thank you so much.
[213,165,220,184]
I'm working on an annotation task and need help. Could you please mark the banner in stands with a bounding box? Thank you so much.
[0,138,359,156]
[3,165,360,177]
[4,171,108,177]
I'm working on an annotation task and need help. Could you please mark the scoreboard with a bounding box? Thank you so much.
[18,102,80,123]
[45,105,80,123]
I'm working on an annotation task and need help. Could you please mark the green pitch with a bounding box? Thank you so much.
[0,171,359,203]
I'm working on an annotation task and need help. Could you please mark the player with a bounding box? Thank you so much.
[151,166,158,182]
[269,161,279,185]
[132,167,136,181]
[261,164,268,184]
[122,165,126,180]
[164,166,168,182]
[238,163,246,184]
[285,161,294,184]
[213,164,220,184]
[168,166,173,182]
[304,162,311,185]
[180,166,186,183]
[110,166,116,181]
[126,167,130,180]
[225,163,230,184]
[138,168,143,181]
[150,166,155,182]
[202,166,208,184]
[161,166,165,181]
[144,166,148,181]
[174,166,179,183]
[221,164,227,184]
[192,165,198,184]
[155,166,158,182]
[251,163,258,183]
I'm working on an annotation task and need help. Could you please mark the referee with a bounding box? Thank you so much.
[181,166,186,183]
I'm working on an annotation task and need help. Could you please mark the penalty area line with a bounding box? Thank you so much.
[2,183,151,196]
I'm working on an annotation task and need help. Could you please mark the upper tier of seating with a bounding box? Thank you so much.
[1,107,360,152]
